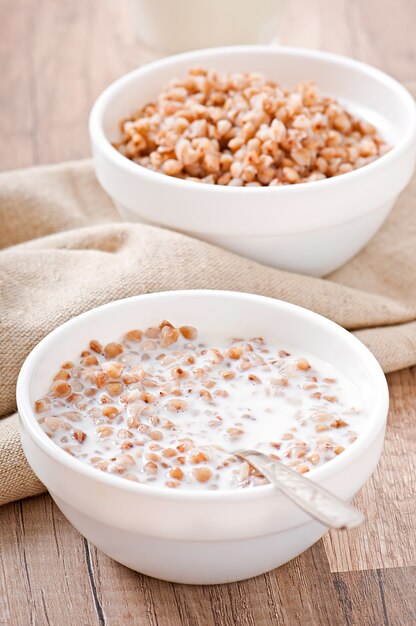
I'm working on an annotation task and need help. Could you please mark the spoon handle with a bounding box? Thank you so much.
[235,449,365,530]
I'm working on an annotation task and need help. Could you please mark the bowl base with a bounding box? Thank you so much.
[114,200,394,277]
[52,492,327,585]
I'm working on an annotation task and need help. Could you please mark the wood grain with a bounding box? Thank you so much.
[0,0,416,624]
[333,567,416,626]
[0,496,98,625]
[324,368,416,571]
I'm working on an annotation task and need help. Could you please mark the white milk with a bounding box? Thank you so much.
[37,328,367,490]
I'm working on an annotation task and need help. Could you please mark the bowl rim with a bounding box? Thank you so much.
[17,290,389,503]
[89,45,416,194]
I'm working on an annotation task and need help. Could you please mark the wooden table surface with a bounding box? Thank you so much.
[1,1,415,624]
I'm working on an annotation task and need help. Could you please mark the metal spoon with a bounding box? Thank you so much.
[234,449,365,529]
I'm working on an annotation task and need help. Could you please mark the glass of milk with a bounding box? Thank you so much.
[129,0,284,55]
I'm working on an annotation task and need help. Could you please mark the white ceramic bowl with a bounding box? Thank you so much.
[17,291,388,584]
[89,46,416,277]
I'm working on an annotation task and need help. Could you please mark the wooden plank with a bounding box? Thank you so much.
[0,503,32,625]
[85,540,346,626]
[0,0,35,170]
[280,0,354,57]
[333,567,416,626]
[0,0,155,172]
[27,0,147,167]
[0,495,98,626]
[377,567,416,625]
[281,0,416,82]
[262,542,345,626]
[324,368,416,572]
[347,0,416,82]
[88,546,185,626]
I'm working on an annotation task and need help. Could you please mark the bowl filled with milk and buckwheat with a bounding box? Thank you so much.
[17,291,388,584]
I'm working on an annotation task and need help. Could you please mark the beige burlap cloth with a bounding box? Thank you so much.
[1,158,416,506]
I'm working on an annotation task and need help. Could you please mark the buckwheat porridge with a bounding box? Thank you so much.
[115,68,389,186]
[35,322,366,490]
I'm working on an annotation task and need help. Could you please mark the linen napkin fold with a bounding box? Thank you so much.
[1,158,415,506]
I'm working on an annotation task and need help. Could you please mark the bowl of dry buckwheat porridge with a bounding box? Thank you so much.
[17,290,389,584]
[89,46,416,276]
